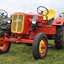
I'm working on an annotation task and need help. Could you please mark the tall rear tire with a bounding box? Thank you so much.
[54,26,64,49]
[32,33,48,60]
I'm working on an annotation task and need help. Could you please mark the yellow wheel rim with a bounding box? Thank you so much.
[39,40,46,54]
[0,44,6,50]
[0,37,6,50]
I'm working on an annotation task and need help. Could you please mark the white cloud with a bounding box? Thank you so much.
[0,0,64,17]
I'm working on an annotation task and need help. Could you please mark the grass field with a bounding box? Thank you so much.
[0,40,64,64]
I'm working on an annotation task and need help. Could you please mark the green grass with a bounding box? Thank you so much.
[0,40,64,64]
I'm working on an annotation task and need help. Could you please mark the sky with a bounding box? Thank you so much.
[0,0,64,17]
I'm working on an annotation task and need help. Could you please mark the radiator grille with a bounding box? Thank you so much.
[11,14,24,33]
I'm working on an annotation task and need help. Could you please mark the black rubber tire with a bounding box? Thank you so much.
[54,26,64,49]
[0,29,11,54]
[32,33,48,60]
[0,43,11,54]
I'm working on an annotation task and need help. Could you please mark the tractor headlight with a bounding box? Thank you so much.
[32,16,38,24]
[32,20,37,24]
[7,21,11,23]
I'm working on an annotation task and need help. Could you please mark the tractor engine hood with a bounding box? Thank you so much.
[11,12,43,34]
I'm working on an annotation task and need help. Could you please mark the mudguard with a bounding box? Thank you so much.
[52,18,64,26]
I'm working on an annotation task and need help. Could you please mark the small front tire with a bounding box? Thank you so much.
[32,33,48,60]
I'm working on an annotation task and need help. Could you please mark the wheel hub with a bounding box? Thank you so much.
[39,40,46,54]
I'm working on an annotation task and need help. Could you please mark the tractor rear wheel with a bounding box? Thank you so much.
[54,26,64,49]
[32,33,48,60]
[0,37,11,54]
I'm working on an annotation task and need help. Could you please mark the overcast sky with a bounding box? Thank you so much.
[0,0,64,17]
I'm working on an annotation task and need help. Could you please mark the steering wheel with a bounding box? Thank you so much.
[37,6,49,16]
[0,9,8,17]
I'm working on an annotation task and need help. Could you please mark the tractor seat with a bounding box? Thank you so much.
[43,9,56,20]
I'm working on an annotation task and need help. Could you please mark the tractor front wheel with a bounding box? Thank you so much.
[0,37,11,54]
[32,33,48,60]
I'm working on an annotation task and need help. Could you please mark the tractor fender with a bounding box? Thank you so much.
[52,18,64,26]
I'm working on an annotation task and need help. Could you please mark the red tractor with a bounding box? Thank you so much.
[0,6,64,60]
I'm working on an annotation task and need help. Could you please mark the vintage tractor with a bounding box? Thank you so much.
[0,6,64,60]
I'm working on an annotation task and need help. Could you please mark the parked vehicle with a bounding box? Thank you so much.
[0,6,64,60]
